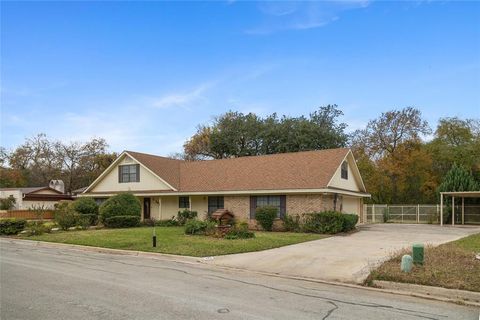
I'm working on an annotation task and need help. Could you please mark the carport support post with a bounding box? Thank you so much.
[372,204,375,223]
[452,196,455,226]
[440,193,443,226]
[462,197,465,225]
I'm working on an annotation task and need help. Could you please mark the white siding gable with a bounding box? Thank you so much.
[90,155,172,192]
[328,152,365,192]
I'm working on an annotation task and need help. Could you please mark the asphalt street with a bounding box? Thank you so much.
[0,239,478,320]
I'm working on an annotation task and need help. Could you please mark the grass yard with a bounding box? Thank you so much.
[26,227,328,257]
[367,233,480,292]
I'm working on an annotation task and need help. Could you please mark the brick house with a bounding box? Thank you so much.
[80,148,370,225]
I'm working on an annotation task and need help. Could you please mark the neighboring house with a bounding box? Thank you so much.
[0,186,72,210]
[80,148,370,224]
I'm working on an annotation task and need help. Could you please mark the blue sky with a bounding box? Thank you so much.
[1,1,479,155]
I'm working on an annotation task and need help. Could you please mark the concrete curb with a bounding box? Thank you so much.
[373,280,480,306]
[3,237,480,307]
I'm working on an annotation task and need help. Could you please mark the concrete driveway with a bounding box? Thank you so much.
[205,224,480,284]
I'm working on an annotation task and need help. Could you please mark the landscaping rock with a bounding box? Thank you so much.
[51,228,60,232]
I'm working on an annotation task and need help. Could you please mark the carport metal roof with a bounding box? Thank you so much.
[440,191,480,226]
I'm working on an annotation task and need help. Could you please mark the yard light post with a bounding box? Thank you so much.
[152,223,157,248]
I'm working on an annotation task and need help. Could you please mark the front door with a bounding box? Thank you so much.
[143,198,151,220]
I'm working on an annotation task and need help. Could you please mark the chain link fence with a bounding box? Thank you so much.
[364,204,480,225]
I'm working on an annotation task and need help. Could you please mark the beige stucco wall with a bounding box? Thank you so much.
[91,155,172,193]
[191,196,209,219]
[328,157,361,192]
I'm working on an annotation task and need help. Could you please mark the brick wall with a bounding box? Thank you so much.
[286,194,335,215]
[224,196,250,221]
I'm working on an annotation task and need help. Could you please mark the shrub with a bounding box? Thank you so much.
[54,203,78,230]
[99,193,141,222]
[0,195,16,210]
[342,214,358,232]
[72,198,99,215]
[155,218,180,227]
[76,215,92,230]
[177,209,198,225]
[184,219,216,235]
[255,206,278,231]
[0,218,27,235]
[303,211,344,234]
[79,214,98,226]
[104,215,140,228]
[24,221,52,236]
[283,214,302,232]
[225,222,255,239]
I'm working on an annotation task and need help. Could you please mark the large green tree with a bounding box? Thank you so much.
[183,105,348,160]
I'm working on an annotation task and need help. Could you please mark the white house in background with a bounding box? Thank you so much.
[0,186,72,210]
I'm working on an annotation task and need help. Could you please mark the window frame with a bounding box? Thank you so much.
[341,161,348,180]
[118,164,140,183]
[208,196,224,214]
[178,196,190,209]
[250,195,286,219]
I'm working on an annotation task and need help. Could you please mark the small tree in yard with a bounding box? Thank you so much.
[0,195,16,210]
[438,163,479,194]
[255,206,278,231]
[438,164,479,223]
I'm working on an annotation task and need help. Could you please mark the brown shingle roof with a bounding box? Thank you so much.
[126,148,349,192]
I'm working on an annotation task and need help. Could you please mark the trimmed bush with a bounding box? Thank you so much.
[99,193,141,222]
[342,214,358,232]
[55,203,78,230]
[303,211,344,234]
[72,198,99,215]
[177,209,198,225]
[283,214,302,232]
[184,219,216,235]
[255,206,278,231]
[0,218,27,235]
[104,215,140,228]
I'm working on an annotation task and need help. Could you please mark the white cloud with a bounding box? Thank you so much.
[151,83,214,110]
[246,1,371,35]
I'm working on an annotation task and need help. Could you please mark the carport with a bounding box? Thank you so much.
[440,191,480,226]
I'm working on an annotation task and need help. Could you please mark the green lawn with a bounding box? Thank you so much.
[27,227,328,257]
[367,233,480,292]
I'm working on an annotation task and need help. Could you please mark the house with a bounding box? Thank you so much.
[80,148,370,224]
[0,186,72,210]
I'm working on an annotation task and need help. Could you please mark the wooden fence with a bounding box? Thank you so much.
[0,210,55,220]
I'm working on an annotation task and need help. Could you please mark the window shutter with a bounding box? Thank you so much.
[136,164,140,182]
[118,166,121,183]
[280,195,286,219]
[250,196,257,219]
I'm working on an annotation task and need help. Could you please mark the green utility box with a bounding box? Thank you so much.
[412,243,424,265]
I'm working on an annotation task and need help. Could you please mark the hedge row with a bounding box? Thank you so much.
[0,218,27,235]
